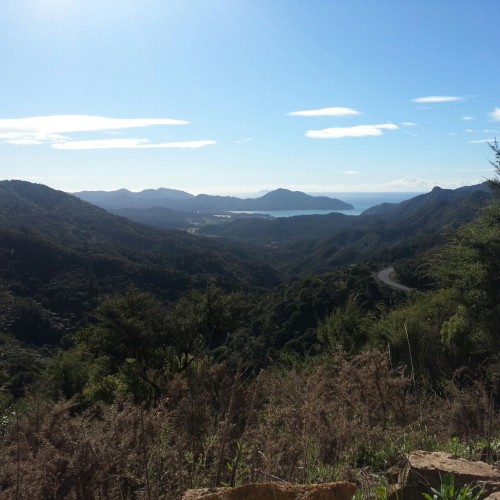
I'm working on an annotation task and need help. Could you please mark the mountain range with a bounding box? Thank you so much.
[0,180,280,344]
[196,183,492,275]
[0,179,492,344]
[74,187,354,212]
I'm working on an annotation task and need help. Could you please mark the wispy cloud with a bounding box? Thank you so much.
[288,106,360,117]
[0,114,196,148]
[386,177,482,190]
[53,139,216,150]
[489,108,500,121]
[411,96,464,103]
[462,116,475,121]
[469,139,496,144]
[0,114,188,135]
[306,123,398,139]
[400,122,417,127]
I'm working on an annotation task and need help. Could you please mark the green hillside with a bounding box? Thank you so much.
[0,181,279,344]
[0,150,499,498]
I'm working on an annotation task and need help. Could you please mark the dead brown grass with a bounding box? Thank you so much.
[0,353,498,499]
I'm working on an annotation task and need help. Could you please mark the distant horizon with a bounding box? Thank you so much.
[67,185,428,196]
[64,181,495,198]
[5,176,490,199]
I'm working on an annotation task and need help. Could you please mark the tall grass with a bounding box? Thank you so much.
[0,353,498,498]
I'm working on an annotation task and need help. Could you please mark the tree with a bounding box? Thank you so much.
[317,296,372,353]
[76,288,172,401]
[488,139,500,194]
[425,144,500,371]
[74,286,239,402]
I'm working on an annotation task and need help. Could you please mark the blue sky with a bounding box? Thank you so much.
[1,0,499,195]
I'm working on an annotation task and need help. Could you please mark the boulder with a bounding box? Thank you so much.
[182,481,356,500]
[388,451,500,500]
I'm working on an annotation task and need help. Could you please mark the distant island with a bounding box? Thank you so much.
[73,187,354,212]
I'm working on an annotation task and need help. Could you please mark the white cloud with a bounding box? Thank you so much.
[489,108,500,121]
[462,116,475,121]
[53,138,216,150]
[400,122,418,127]
[288,107,360,117]
[0,132,69,145]
[0,114,191,147]
[469,139,496,144]
[386,177,482,190]
[0,115,189,134]
[411,96,464,103]
[306,123,398,139]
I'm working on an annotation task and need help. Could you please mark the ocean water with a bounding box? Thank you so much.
[238,192,425,218]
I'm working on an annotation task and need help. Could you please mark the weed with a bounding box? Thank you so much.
[422,474,485,500]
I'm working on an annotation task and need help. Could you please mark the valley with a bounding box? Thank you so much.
[0,170,498,498]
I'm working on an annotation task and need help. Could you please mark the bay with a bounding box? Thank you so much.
[233,192,424,218]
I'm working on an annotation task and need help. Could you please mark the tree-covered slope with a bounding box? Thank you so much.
[197,183,492,275]
[0,181,280,344]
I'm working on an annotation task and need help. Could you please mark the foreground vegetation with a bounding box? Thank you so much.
[0,145,499,498]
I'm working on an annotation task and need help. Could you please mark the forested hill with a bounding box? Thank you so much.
[361,183,491,217]
[0,179,492,345]
[0,181,280,344]
[1,156,499,499]
[199,183,491,242]
[74,187,353,211]
[197,183,492,275]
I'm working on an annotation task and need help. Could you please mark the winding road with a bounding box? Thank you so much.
[376,267,412,292]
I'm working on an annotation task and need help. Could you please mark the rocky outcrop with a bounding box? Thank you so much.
[388,451,500,500]
[182,481,357,500]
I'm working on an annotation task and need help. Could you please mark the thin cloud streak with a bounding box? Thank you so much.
[288,107,360,117]
[53,139,216,150]
[0,115,189,134]
[411,96,464,103]
[469,139,496,144]
[306,123,398,139]
[0,115,191,147]
[385,177,482,190]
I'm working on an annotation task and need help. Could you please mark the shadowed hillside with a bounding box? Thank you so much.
[0,181,280,344]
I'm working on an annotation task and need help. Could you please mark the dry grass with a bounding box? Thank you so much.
[0,353,498,499]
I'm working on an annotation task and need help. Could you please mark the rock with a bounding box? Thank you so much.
[485,491,500,500]
[388,451,500,500]
[182,481,356,500]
